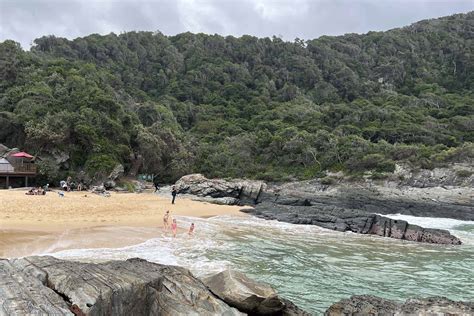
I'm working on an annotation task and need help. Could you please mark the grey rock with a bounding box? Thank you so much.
[325,295,474,316]
[244,203,461,245]
[1,256,244,316]
[191,196,241,205]
[175,174,265,205]
[203,269,310,315]
[108,164,124,181]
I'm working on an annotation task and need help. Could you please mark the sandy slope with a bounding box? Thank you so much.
[0,190,247,257]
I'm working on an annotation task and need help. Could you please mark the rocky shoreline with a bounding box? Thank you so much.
[2,256,472,316]
[0,256,308,316]
[175,171,473,245]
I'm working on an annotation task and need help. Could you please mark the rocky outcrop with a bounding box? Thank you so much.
[242,203,462,245]
[203,270,309,315]
[264,180,474,221]
[173,173,467,244]
[0,256,243,315]
[0,256,309,316]
[175,174,266,205]
[325,295,474,316]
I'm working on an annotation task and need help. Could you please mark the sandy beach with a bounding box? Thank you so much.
[0,189,247,258]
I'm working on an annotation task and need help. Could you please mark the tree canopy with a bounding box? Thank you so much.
[0,12,472,182]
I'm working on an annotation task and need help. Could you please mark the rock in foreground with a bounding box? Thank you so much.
[0,256,308,316]
[325,295,474,316]
[0,256,243,315]
[203,270,310,315]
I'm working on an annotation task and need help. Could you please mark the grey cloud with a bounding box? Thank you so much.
[0,0,473,49]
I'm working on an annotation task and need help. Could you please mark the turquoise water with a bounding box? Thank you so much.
[48,215,474,314]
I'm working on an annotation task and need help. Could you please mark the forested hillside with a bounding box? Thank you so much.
[0,12,472,183]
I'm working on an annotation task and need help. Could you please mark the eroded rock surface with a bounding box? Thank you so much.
[175,173,266,205]
[203,269,309,315]
[173,174,466,244]
[325,295,474,316]
[0,256,243,316]
[243,202,462,245]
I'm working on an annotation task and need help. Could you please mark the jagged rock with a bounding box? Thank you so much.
[203,269,309,315]
[175,173,467,244]
[108,164,124,181]
[1,256,244,316]
[325,295,474,316]
[175,174,265,205]
[265,179,474,221]
[244,203,462,245]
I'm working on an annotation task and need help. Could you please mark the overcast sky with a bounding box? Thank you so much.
[1,0,473,49]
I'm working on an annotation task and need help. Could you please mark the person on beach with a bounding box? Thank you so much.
[188,223,195,235]
[163,210,170,230]
[171,218,177,237]
[171,186,177,204]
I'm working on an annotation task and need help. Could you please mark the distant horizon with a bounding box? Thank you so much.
[1,0,473,50]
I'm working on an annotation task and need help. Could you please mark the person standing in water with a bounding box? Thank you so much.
[171,186,177,204]
[171,219,177,237]
[163,210,170,230]
[188,223,195,236]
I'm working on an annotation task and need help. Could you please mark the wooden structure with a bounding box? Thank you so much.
[0,151,38,189]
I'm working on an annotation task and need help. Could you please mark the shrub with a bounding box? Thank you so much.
[84,154,118,180]
[320,177,336,185]
[456,169,472,178]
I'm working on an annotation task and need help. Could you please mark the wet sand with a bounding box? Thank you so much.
[0,190,247,258]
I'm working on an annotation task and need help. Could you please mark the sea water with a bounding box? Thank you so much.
[47,215,474,314]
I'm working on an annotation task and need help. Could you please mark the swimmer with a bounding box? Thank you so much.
[163,210,170,230]
[188,223,195,235]
[171,218,177,238]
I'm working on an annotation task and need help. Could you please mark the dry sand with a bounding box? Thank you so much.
[0,189,247,258]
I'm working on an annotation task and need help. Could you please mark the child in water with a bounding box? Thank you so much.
[188,223,195,235]
[163,210,170,230]
[171,219,177,238]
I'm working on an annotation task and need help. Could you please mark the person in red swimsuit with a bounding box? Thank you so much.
[171,219,177,238]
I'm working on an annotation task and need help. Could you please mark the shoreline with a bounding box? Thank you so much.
[0,189,248,258]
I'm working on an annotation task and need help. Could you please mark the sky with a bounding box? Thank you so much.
[1,0,473,49]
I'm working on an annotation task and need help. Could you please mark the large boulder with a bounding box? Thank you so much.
[203,269,310,315]
[0,256,243,316]
[175,174,266,205]
[325,295,474,316]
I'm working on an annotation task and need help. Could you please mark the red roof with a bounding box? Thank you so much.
[11,152,34,158]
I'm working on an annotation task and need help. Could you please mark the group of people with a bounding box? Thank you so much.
[162,210,195,238]
[25,186,47,195]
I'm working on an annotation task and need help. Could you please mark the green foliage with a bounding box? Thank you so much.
[84,154,117,179]
[0,12,473,181]
[455,169,472,178]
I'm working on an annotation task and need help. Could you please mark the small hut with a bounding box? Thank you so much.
[0,149,38,188]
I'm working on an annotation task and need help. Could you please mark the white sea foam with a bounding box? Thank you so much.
[383,213,474,230]
[42,214,474,314]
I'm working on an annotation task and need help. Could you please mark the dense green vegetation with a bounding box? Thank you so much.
[0,12,473,183]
